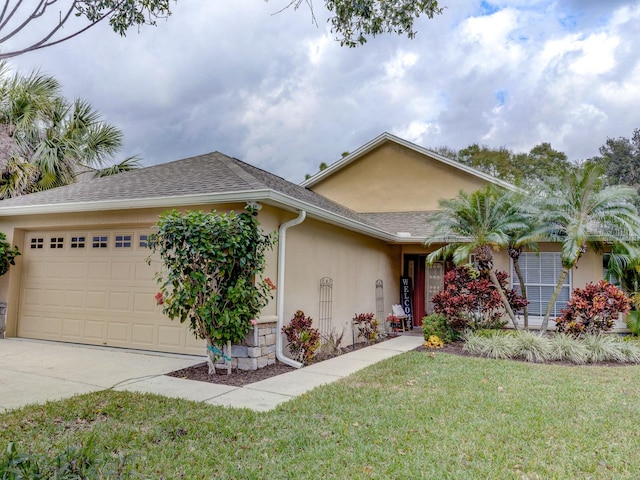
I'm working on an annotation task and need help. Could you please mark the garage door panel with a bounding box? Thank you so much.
[62,318,84,338]
[87,262,109,280]
[135,262,155,281]
[107,322,130,343]
[86,291,107,309]
[108,291,131,312]
[64,290,85,308]
[132,324,155,346]
[42,289,65,307]
[19,229,204,355]
[84,320,105,341]
[158,325,186,348]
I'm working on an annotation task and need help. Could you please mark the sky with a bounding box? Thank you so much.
[3,0,640,183]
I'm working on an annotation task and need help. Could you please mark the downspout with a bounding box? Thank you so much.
[276,210,307,368]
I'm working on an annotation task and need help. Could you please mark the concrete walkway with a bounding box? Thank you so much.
[0,335,424,413]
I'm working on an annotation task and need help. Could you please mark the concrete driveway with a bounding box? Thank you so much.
[0,338,204,413]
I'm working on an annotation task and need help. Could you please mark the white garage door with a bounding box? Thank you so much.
[17,229,204,355]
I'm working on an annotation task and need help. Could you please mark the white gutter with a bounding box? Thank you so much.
[276,209,307,368]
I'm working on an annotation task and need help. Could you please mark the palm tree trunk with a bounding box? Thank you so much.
[487,269,520,330]
[512,256,529,329]
[539,266,570,334]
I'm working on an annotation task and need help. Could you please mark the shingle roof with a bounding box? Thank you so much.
[0,151,379,231]
[360,211,438,239]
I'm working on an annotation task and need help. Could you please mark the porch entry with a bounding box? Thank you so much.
[403,255,445,327]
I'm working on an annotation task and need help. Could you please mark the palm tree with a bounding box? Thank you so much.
[425,185,529,329]
[533,163,640,333]
[0,63,135,198]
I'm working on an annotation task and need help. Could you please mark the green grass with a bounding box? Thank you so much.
[2,352,640,479]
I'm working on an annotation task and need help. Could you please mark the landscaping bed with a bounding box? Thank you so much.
[167,335,398,386]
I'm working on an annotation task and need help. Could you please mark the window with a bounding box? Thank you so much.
[512,253,570,317]
[50,237,64,249]
[139,234,150,248]
[115,234,132,248]
[71,236,85,249]
[30,238,44,249]
[92,235,108,248]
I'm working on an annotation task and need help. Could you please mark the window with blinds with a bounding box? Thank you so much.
[512,253,570,317]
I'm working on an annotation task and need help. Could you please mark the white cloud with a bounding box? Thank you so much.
[3,0,640,180]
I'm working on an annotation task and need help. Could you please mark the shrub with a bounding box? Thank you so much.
[422,313,457,344]
[555,280,631,336]
[461,330,516,359]
[582,334,627,363]
[282,310,320,365]
[548,333,588,364]
[353,313,379,344]
[511,330,551,363]
[0,231,20,277]
[431,265,526,332]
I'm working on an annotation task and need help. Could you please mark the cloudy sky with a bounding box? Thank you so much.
[4,0,640,183]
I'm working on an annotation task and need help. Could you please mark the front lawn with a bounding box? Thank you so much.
[2,352,639,479]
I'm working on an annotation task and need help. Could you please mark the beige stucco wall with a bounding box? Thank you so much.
[282,215,401,343]
[310,142,489,212]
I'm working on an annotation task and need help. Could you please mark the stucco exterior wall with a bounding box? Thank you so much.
[282,215,401,344]
[310,142,489,213]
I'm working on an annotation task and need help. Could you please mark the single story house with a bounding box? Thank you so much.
[0,133,621,359]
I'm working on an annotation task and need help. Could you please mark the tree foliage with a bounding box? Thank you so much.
[0,63,135,198]
[323,0,443,47]
[454,142,573,185]
[0,0,174,59]
[588,128,640,189]
[148,206,277,372]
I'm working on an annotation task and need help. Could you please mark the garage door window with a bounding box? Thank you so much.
[50,237,64,249]
[30,238,44,249]
[92,235,108,248]
[115,234,132,248]
[71,236,85,248]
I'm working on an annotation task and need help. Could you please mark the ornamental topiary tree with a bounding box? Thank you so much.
[147,205,277,374]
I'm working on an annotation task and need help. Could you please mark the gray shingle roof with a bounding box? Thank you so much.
[0,151,377,230]
[360,211,438,239]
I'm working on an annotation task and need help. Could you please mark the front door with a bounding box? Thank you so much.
[404,255,445,326]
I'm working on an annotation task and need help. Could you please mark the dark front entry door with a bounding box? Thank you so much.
[404,255,445,327]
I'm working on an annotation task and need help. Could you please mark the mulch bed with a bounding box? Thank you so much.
[166,335,399,387]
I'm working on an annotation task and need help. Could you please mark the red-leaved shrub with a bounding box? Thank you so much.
[431,266,527,331]
[555,280,631,336]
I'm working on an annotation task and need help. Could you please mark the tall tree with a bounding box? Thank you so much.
[425,184,529,329]
[590,129,640,189]
[0,63,137,198]
[458,144,515,182]
[515,143,573,185]
[532,163,640,333]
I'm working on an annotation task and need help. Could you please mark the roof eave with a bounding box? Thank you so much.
[0,189,400,242]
